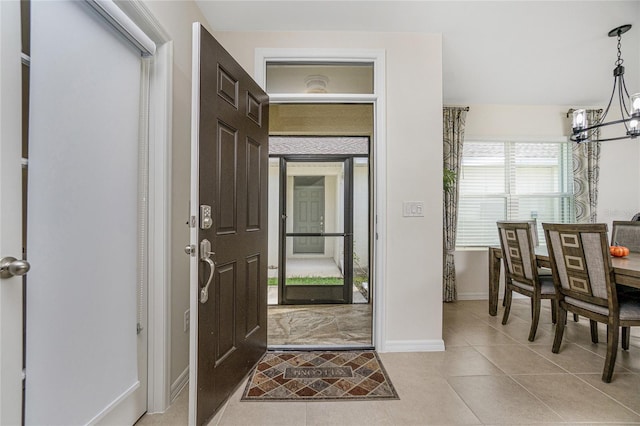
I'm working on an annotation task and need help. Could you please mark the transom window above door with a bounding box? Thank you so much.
[266,62,374,94]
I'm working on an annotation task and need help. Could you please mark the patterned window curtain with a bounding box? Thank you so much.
[443,106,469,302]
[570,109,602,223]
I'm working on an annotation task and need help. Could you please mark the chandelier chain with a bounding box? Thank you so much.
[616,33,623,66]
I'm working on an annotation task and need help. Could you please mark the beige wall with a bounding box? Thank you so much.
[213,31,444,350]
[456,104,640,299]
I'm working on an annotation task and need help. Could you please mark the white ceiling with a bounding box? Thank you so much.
[194,1,640,106]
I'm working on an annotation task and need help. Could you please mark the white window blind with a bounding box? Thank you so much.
[457,140,574,247]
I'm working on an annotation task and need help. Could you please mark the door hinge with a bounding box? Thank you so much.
[137,322,144,335]
[22,368,26,381]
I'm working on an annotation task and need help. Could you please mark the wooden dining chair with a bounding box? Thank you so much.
[543,223,640,382]
[497,221,557,342]
[611,221,640,252]
[611,220,640,349]
[500,220,550,293]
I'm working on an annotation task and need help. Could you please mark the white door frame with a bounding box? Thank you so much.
[116,1,174,413]
[254,48,387,351]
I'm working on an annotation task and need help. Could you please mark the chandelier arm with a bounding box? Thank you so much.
[619,81,631,131]
[571,134,633,143]
[618,80,629,132]
[599,75,618,124]
[574,116,634,134]
[585,128,599,142]
[583,78,619,141]
[621,74,632,99]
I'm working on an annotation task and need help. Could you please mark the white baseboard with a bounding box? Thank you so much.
[456,292,488,300]
[171,367,189,402]
[380,339,445,353]
[456,292,526,301]
[90,381,140,426]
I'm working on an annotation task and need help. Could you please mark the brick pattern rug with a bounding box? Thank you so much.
[241,351,399,401]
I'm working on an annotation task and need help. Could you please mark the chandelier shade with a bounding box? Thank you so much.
[571,24,640,143]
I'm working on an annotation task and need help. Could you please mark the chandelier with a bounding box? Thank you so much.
[571,24,640,143]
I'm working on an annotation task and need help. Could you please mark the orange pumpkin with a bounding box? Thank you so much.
[610,245,630,257]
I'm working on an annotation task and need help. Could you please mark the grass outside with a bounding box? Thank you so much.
[267,274,368,287]
[268,276,342,286]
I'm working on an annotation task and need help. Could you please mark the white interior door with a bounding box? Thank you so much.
[26,1,151,424]
[0,2,26,424]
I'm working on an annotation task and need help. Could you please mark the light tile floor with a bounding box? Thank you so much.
[137,299,640,425]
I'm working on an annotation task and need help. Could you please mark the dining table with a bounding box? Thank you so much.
[488,246,640,316]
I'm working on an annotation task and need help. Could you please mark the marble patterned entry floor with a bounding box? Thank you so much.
[267,304,372,346]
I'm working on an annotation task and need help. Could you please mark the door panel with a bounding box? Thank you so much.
[217,123,237,233]
[246,139,262,231]
[245,255,260,335]
[190,24,268,426]
[216,262,237,362]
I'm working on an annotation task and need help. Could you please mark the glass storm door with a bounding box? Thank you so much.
[280,158,353,304]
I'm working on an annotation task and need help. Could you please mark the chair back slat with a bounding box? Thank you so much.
[543,223,614,308]
[611,221,640,252]
[497,221,537,286]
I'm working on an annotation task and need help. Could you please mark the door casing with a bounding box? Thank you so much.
[255,48,386,349]
[101,1,174,413]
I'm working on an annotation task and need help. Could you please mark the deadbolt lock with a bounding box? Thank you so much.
[200,205,213,230]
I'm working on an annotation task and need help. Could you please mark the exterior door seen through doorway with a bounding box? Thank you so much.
[293,176,325,254]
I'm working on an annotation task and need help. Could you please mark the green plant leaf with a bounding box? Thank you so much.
[443,168,456,193]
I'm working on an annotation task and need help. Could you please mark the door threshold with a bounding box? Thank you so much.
[268,344,374,351]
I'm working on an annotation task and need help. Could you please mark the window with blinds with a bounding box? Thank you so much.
[456,140,574,247]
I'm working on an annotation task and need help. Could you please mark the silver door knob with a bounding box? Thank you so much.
[0,257,31,279]
[185,245,195,256]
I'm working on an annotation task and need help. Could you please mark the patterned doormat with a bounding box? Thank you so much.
[241,351,399,401]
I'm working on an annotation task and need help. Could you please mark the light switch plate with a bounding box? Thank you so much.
[403,201,425,217]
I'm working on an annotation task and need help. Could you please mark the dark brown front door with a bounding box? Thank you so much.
[190,24,269,425]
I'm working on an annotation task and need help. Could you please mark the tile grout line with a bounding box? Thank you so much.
[449,307,551,425]
[461,301,640,423]
[440,375,485,425]
[571,372,640,419]
[509,372,571,422]
[466,304,571,423]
